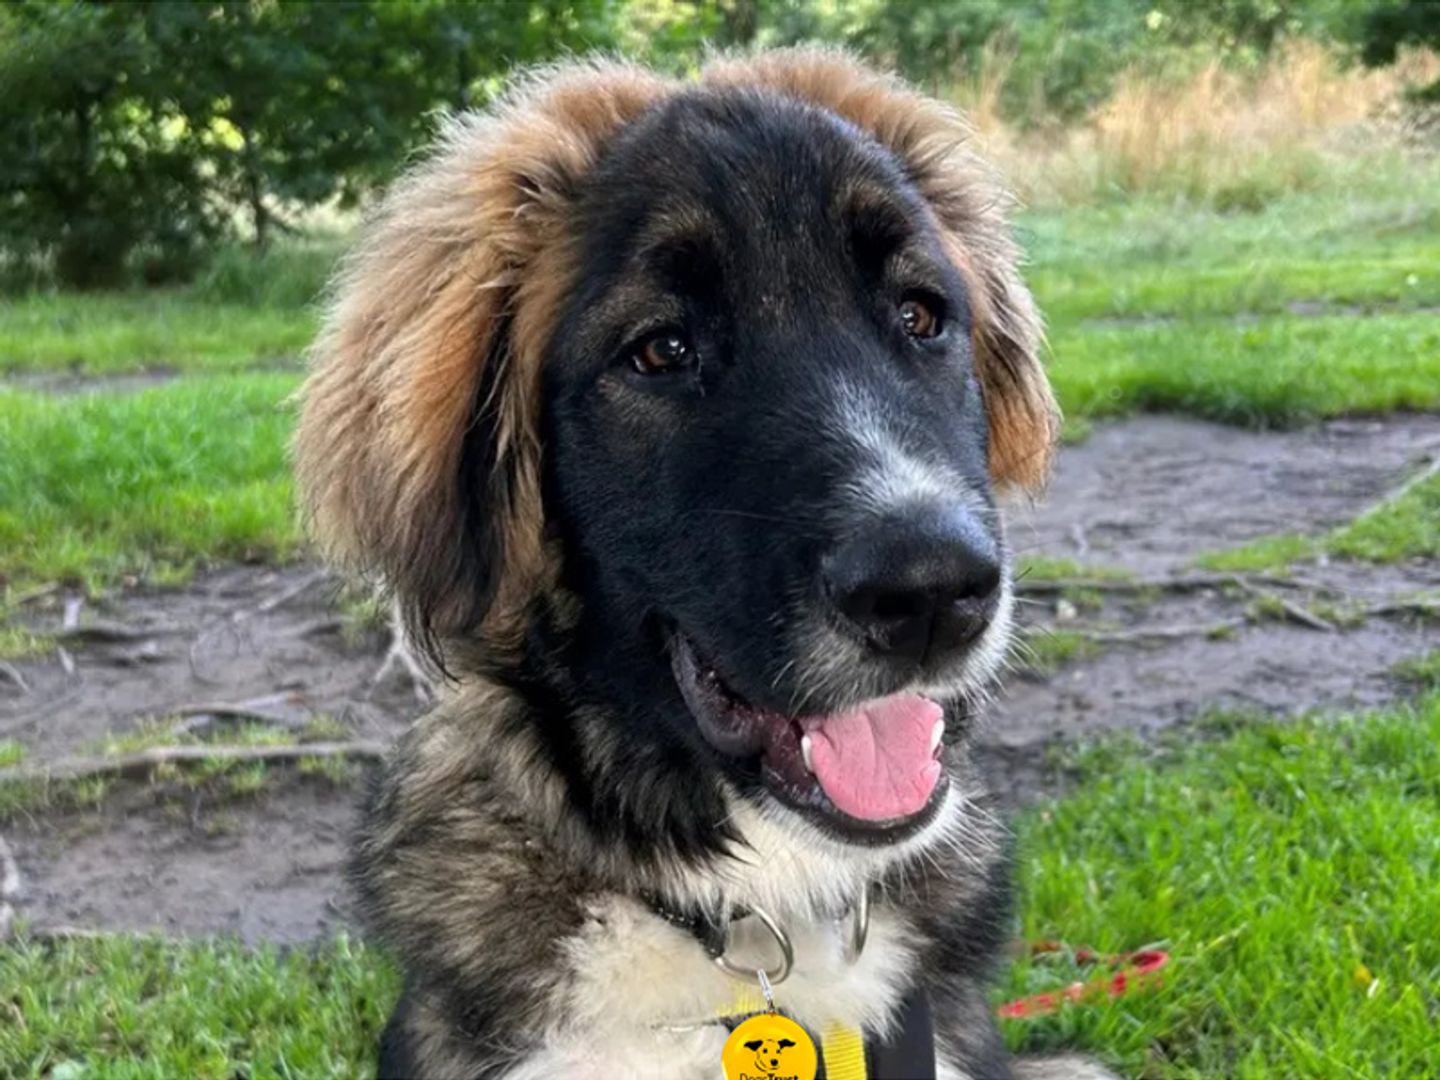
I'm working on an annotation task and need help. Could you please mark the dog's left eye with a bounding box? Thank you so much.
[631,330,694,375]
[898,296,942,339]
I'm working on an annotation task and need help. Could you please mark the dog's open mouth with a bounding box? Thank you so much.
[670,633,947,838]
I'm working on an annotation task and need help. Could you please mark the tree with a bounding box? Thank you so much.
[0,0,618,285]
[0,2,221,286]
[1359,0,1440,98]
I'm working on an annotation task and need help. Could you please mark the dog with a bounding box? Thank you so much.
[748,1037,798,1074]
[295,48,1115,1080]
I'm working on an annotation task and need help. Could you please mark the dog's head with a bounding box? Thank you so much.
[297,52,1052,866]
[745,1037,796,1072]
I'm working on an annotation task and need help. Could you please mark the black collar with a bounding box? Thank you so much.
[643,893,743,958]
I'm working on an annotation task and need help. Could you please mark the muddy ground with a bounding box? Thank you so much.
[2,412,1437,942]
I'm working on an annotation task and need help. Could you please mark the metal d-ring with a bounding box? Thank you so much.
[713,904,795,986]
[845,885,870,965]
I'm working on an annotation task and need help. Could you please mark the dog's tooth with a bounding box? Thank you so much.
[801,734,815,773]
[929,717,944,754]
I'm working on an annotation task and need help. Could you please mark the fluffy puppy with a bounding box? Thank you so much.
[296,48,1113,1080]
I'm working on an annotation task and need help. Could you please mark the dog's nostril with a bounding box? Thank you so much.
[824,504,1001,665]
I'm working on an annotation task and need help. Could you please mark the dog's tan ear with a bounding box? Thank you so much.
[294,64,669,659]
[705,49,1058,491]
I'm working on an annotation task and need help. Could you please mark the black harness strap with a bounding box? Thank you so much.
[866,989,937,1080]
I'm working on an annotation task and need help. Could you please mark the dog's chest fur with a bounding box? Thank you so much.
[540,897,919,1078]
[356,689,1009,1078]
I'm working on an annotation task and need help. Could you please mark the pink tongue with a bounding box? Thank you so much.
[801,694,943,822]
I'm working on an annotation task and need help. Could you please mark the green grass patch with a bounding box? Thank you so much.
[1015,556,1133,584]
[1048,311,1440,428]
[1028,189,1440,431]
[1393,651,1440,692]
[0,240,335,376]
[1002,696,1440,1077]
[1330,471,1440,563]
[1024,186,1440,320]
[1017,628,1102,675]
[0,374,301,593]
[0,626,54,660]
[0,934,396,1080]
[0,295,314,376]
[1200,471,1440,573]
[0,740,23,768]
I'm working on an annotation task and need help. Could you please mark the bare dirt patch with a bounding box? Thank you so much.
[1004,413,1440,573]
[2,412,1437,939]
[1,566,419,760]
[7,780,358,944]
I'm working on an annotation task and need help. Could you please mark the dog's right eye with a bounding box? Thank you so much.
[631,331,694,375]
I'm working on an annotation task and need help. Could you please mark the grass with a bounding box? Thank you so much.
[0,934,397,1080]
[1017,628,1102,676]
[0,295,313,376]
[1048,308,1440,429]
[1000,695,1440,1078]
[2,698,1435,1076]
[0,714,362,819]
[0,374,302,594]
[1200,470,1440,573]
[0,626,54,660]
[1394,651,1440,691]
[0,240,333,376]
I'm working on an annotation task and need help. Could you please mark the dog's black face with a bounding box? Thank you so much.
[541,90,1011,847]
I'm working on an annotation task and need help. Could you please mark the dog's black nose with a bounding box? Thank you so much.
[823,504,1001,664]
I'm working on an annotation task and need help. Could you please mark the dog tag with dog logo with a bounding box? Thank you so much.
[720,969,818,1080]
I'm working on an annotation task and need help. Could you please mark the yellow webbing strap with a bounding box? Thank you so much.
[723,990,868,1079]
[819,1022,868,1079]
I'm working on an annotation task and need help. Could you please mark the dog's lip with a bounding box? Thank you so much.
[668,631,948,840]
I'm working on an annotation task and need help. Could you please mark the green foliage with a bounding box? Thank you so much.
[1361,0,1440,96]
[0,1,614,287]
[0,3,223,288]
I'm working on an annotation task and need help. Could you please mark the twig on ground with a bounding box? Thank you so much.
[55,620,183,645]
[168,693,313,735]
[0,831,20,941]
[56,646,76,677]
[253,570,332,616]
[0,662,30,695]
[1364,598,1440,619]
[1014,571,1312,597]
[1075,619,1247,644]
[0,739,388,787]
[6,584,60,608]
[291,616,346,639]
[1233,577,1336,632]
[0,685,85,736]
[20,925,113,942]
[368,604,435,706]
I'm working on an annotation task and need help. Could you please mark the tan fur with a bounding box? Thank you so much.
[294,47,1054,653]
[294,61,672,653]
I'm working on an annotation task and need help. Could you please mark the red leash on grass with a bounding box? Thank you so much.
[996,941,1170,1020]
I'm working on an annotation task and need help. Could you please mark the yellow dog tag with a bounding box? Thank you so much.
[721,1011,818,1080]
